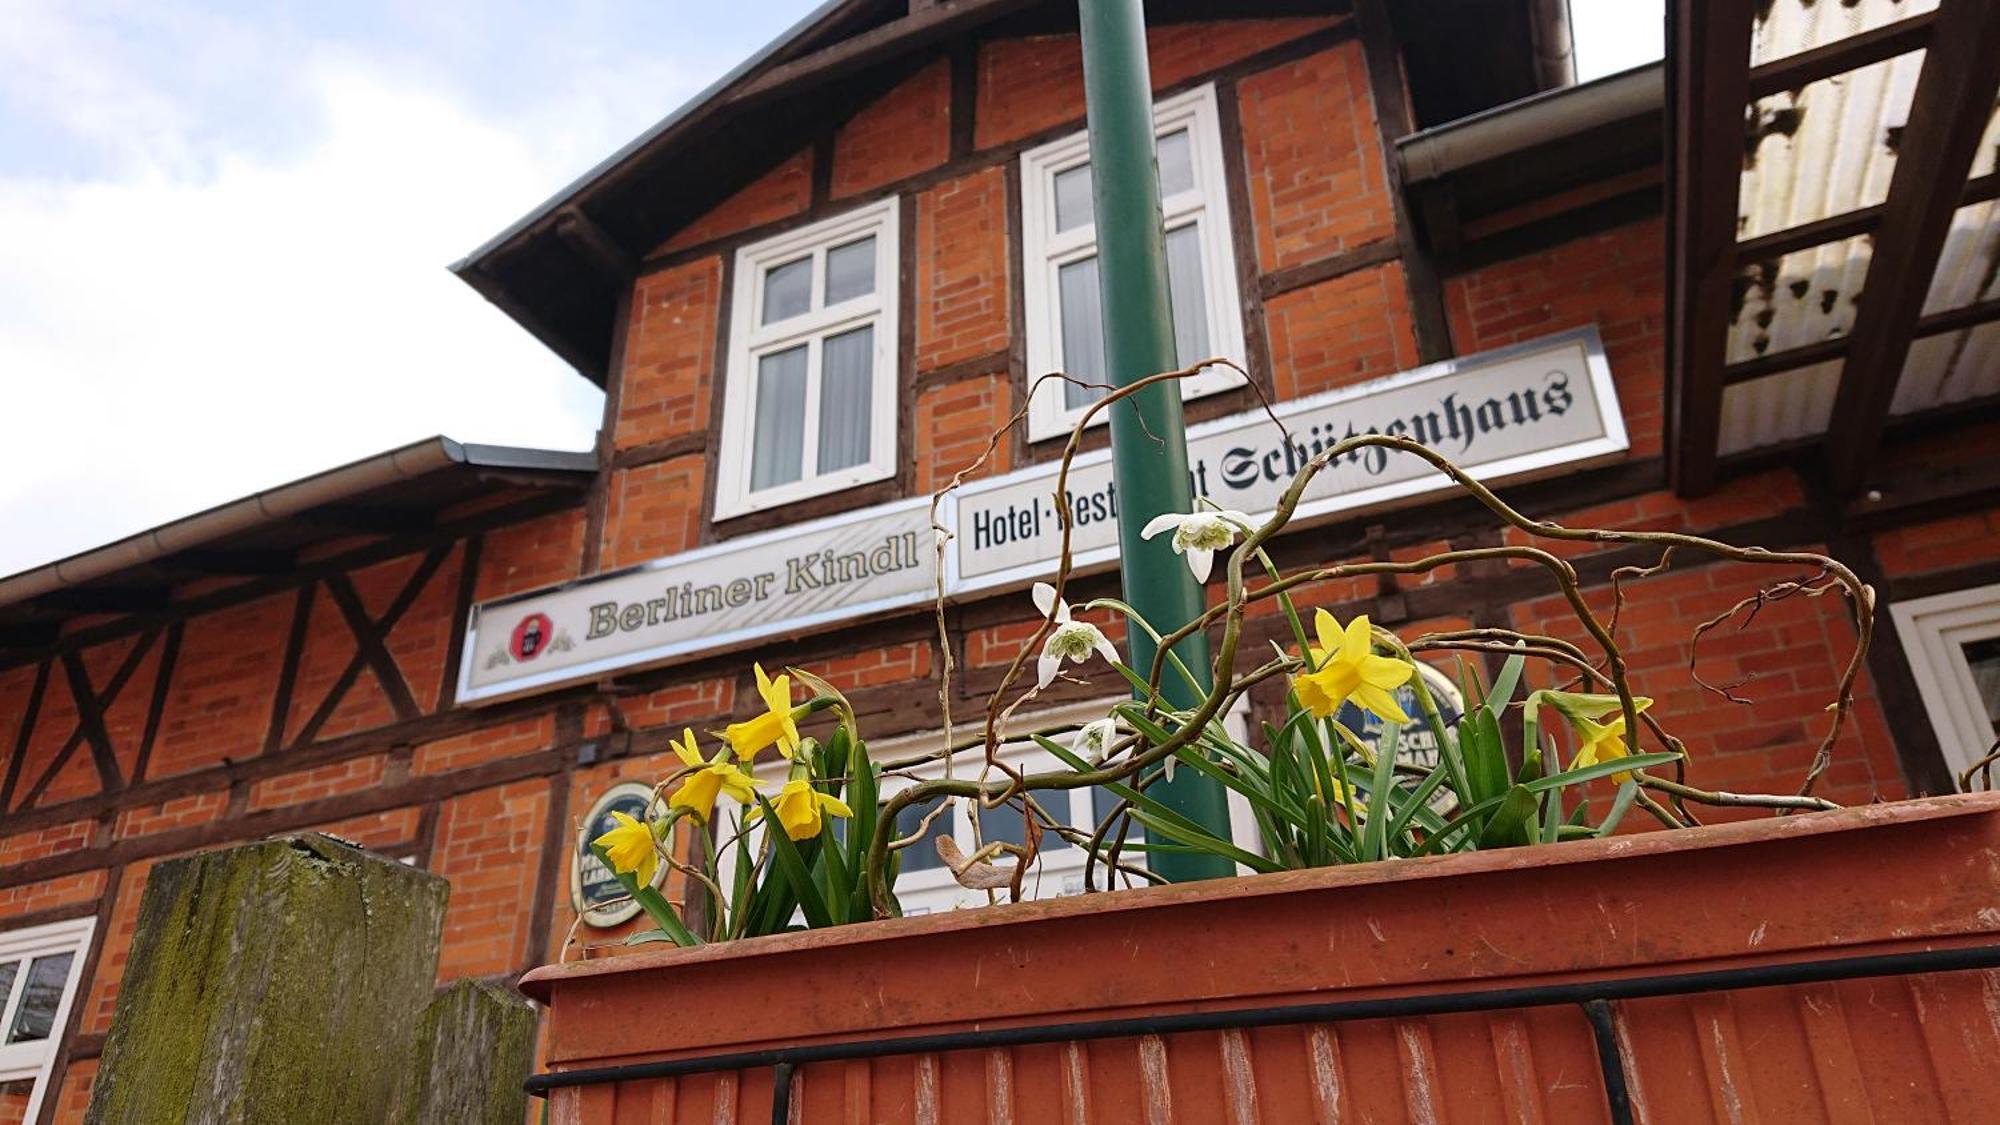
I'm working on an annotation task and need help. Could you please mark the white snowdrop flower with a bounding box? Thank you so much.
[1139,509,1254,584]
[1031,582,1119,689]
[1070,716,1120,763]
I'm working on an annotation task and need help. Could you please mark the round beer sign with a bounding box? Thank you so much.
[1332,660,1465,772]
[572,781,664,928]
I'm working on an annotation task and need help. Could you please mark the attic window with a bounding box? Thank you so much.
[714,198,901,520]
[1018,84,1247,443]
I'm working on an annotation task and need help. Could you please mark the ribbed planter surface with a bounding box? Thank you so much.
[522,792,2000,1123]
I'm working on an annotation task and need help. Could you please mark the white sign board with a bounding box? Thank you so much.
[947,327,1624,592]
[458,498,937,703]
[456,327,1624,703]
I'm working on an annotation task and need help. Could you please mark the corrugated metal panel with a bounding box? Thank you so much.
[1727,236,1870,363]
[1924,195,2000,314]
[1717,1,2000,455]
[1749,0,1939,67]
[555,975,2000,1124]
[1893,320,2000,414]
[1738,52,1921,239]
[1718,361,1839,455]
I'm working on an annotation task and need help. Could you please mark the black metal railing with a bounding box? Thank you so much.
[526,943,2000,1124]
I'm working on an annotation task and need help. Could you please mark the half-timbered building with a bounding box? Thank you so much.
[3,0,1996,1119]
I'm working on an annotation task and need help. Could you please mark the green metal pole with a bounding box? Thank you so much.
[1077,0,1233,881]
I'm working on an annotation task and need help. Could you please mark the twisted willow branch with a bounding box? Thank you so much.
[866,363,1873,917]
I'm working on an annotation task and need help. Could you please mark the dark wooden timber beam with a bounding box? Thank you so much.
[725,0,1038,111]
[1745,9,1936,100]
[460,264,607,385]
[553,208,637,281]
[0,622,61,651]
[1823,0,2000,496]
[34,587,170,614]
[174,549,296,576]
[1722,295,2000,387]
[1734,171,1999,265]
[1356,0,1454,362]
[304,504,433,536]
[1666,0,1757,497]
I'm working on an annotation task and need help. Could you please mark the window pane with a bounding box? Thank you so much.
[750,345,808,490]
[824,237,876,305]
[1057,255,1108,411]
[1164,222,1211,367]
[5,952,72,1044]
[977,800,1029,852]
[1091,786,1145,843]
[1965,636,2000,731]
[892,795,948,873]
[0,962,17,1010]
[1054,162,1095,232]
[817,325,874,474]
[1157,129,1195,196]
[761,257,813,325]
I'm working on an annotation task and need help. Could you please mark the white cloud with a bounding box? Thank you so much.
[0,53,613,576]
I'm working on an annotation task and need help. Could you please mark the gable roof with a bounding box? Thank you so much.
[0,438,594,658]
[454,0,1565,388]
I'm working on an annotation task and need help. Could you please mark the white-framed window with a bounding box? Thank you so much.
[714,198,901,519]
[1891,583,2000,779]
[0,916,93,1122]
[724,697,1260,917]
[1019,83,1247,443]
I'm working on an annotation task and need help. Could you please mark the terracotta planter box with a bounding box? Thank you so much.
[523,793,2000,1124]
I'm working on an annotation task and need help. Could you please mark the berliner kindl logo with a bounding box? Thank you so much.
[509,612,554,662]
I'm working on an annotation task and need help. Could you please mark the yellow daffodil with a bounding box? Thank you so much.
[1563,696,1654,783]
[592,810,659,886]
[1292,611,1414,724]
[722,664,802,761]
[771,778,852,841]
[667,728,760,824]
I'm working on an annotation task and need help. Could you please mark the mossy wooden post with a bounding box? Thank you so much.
[85,834,449,1125]
[392,979,538,1125]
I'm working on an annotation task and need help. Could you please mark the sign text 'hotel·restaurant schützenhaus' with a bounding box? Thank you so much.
[455,327,1627,704]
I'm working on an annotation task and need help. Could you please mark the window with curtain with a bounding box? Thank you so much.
[1019,83,1247,442]
[716,198,900,519]
[0,917,94,1123]
[714,698,1262,918]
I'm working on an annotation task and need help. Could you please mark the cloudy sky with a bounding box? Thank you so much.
[0,0,1663,577]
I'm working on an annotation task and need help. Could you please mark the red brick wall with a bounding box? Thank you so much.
[915,168,1011,373]
[833,59,951,200]
[1237,40,1391,271]
[475,508,586,602]
[1510,552,1903,818]
[975,18,1340,148]
[1445,218,1668,457]
[149,592,290,778]
[1874,504,2000,578]
[245,754,388,812]
[617,259,722,453]
[655,149,812,256]
[113,791,227,839]
[1265,261,1421,399]
[82,860,152,1036]
[602,457,706,571]
[414,716,554,775]
[432,779,551,980]
[915,370,1014,490]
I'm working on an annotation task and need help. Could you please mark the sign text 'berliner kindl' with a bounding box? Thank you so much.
[456,326,1624,704]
